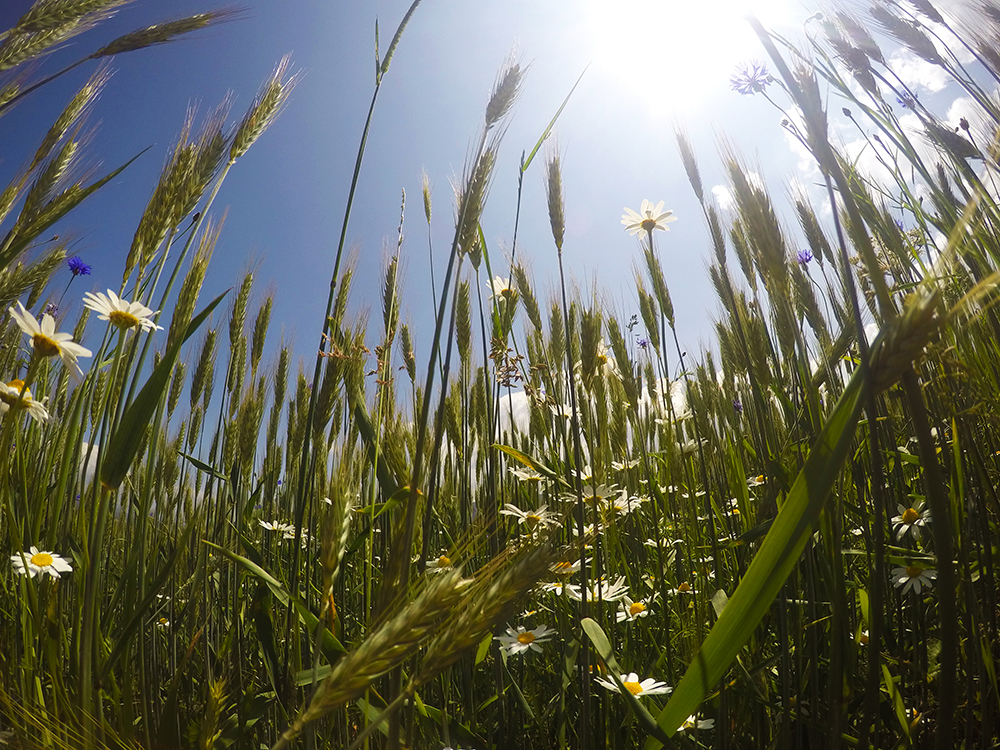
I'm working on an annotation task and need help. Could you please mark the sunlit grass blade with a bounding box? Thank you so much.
[645,365,867,744]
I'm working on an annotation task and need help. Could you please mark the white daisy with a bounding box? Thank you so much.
[891,501,930,541]
[616,595,652,622]
[509,466,543,482]
[487,276,515,301]
[259,519,296,535]
[0,379,49,422]
[668,581,697,596]
[9,302,92,381]
[82,290,162,332]
[611,458,641,471]
[11,546,73,578]
[678,714,715,732]
[594,340,621,380]
[495,624,554,656]
[549,559,583,577]
[425,552,454,572]
[499,503,560,530]
[595,671,672,697]
[892,564,937,595]
[569,575,629,603]
[621,200,678,236]
[541,580,580,597]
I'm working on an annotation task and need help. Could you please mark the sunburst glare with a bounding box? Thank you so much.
[583,0,799,115]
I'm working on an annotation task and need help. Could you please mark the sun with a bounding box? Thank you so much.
[583,0,799,116]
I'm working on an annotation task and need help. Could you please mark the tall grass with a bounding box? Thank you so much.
[1,0,1000,749]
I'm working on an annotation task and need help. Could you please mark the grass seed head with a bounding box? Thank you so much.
[93,10,238,57]
[544,151,565,251]
[230,54,298,162]
[485,55,524,129]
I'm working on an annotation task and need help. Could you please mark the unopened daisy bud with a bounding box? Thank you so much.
[544,152,565,251]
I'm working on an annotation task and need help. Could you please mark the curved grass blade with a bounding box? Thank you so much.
[100,290,227,490]
[493,443,566,486]
[521,64,589,174]
[581,617,674,747]
[645,368,866,745]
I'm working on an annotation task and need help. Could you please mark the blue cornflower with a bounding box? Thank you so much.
[733,398,743,414]
[730,61,773,95]
[637,337,650,351]
[68,256,91,277]
[797,249,813,266]
[897,93,917,110]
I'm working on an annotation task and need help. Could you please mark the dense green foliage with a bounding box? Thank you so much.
[2,1,1000,749]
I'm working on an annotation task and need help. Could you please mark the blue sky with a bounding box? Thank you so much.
[0,0,976,379]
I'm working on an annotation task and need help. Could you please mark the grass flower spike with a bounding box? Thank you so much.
[495,624,554,656]
[9,302,91,380]
[12,547,73,578]
[621,200,677,236]
[82,290,162,332]
[595,672,672,697]
[0,379,49,422]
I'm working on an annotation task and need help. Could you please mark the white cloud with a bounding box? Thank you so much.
[712,172,765,212]
[712,185,735,211]
[889,49,950,94]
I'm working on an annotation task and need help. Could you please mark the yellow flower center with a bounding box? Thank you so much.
[623,680,644,695]
[677,582,691,593]
[1,380,32,409]
[32,334,60,358]
[517,632,535,645]
[526,513,541,526]
[629,602,646,617]
[901,508,919,524]
[859,631,869,645]
[30,552,53,567]
[437,555,451,568]
[640,218,658,232]
[108,310,141,329]
[158,617,169,626]
[553,561,572,575]
[906,565,922,578]
[755,475,764,483]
